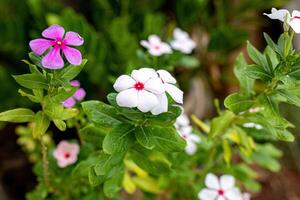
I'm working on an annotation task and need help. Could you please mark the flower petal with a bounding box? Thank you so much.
[151,93,168,115]
[70,80,80,87]
[225,188,242,200]
[116,88,138,108]
[198,189,218,200]
[62,46,82,65]
[205,173,220,190]
[64,31,84,46]
[220,175,235,190]
[29,39,53,55]
[217,196,226,200]
[289,18,300,33]
[174,28,189,40]
[185,141,197,155]
[42,24,65,40]
[148,35,161,44]
[140,40,150,48]
[165,83,183,104]
[144,77,165,94]
[42,46,64,69]
[137,90,159,112]
[63,97,76,108]
[131,68,157,83]
[113,75,136,92]
[189,134,201,143]
[73,88,86,101]
[157,70,176,84]
[161,43,172,54]
[263,8,290,22]
[176,113,190,126]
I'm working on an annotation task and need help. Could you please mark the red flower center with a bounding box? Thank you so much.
[64,152,70,159]
[134,82,144,91]
[218,189,225,196]
[294,16,300,19]
[55,39,64,47]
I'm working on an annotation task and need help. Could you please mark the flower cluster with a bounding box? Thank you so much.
[264,8,300,33]
[53,141,80,168]
[63,80,86,108]
[198,173,249,200]
[175,112,201,155]
[140,28,196,56]
[29,24,84,69]
[113,68,183,115]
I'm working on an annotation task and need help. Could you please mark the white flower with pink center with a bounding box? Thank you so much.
[198,173,242,200]
[264,8,300,33]
[170,28,196,54]
[175,112,200,155]
[242,193,250,200]
[113,68,165,113]
[53,141,80,168]
[151,70,183,115]
[140,35,172,56]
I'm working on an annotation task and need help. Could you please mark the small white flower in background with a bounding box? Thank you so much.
[198,173,242,200]
[140,35,172,56]
[151,70,183,115]
[248,107,264,113]
[113,68,165,113]
[175,112,200,155]
[242,193,251,200]
[170,28,196,54]
[264,8,300,33]
[53,141,80,168]
[242,122,263,130]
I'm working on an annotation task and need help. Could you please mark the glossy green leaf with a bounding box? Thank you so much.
[0,108,34,123]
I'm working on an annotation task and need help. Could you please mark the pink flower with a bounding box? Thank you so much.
[53,141,80,168]
[29,24,84,69]
[63,80,86,108]
[140,35,172,56]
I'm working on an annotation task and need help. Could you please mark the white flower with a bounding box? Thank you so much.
[242,122,263,130]
[175,112,200,155]
[140,35,172,56]
[242,193,251,200]
[198,173,242,200]
[151,70,183,115]
[113,68,165,113]
[264,8,300,33]
[170,28,196,54]
[248,107,264,113]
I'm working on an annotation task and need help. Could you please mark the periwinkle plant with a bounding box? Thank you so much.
[0,8,299,199]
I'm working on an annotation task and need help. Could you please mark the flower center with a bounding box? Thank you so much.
[294,16,300,19]
[154,45,161,50]
[181,133,188,140]
[218,189,225,196]
[64,152,70,159]
[55,40,64,46]
[134,82,144,91]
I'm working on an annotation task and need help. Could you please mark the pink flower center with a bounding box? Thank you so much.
[294,16,300,19]
[54,39,64,47]
[134,82,144,91]
[154,45,161,50]
[64,152,71,159]
[181,133,188,140]
[218,189,225,196]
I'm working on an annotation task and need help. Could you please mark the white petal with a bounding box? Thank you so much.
[140,40,150,48]
[161,43,172,54]
[263,8,290,22]
[205,173,220,190]
[157,69,176,84]
[181,125,193,135]
[189,134,201,143]
[116,88,138,108]
[149,48,164,56]
[139,68,158,78]
[220,175,235,190]
[176,113,190,126]
[217,196,226,200]
[148,35,161,44]
[113,75,135,92]
[137,90,158,112]
[225,188,242,200]
[289,17,300,33]
[165,83,183,104]
[144,78,165,94]
[198,189,218,200]
[151,93,168,115]
[242,193,251,200]
[185,141,197,155]
[131,68,155,83]
[174,28,189,40]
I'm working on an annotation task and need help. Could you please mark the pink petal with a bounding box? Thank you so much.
[70,80,80,87]
[64,31,84,46]
[29,38,53,55]
[62,46,82,65]
[42,46,64,69]
[73,88,86,101]
[63,97,76,108]
[42,24,65,40]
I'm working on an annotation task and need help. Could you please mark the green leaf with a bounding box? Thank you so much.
[88,168,105,187]
[33,111,50,138]
[234,53,254,96]
[147,105,182,125]
[263,33,279,54]
[178,56,199,68]
[61,108,79,120]
[13,74,48,90]
[277,89,300,107]
[275,129,294,142]
[82,100,121,127]
[103,166,124,198]
[209,110,235,137]
[94,151,125,176]
[222,140,231,165]
[247,41,269,73]
[243,64,273,81]
[135,126,156,149]
[53,119,66,131]
[43,97,64,120]
[79,124,106,146]
[57,59,87,81]
[0,108,35,123]
[28,52,43,68]
[103,124,135,154]
[18,89,40,103]
[224,92,254,113]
